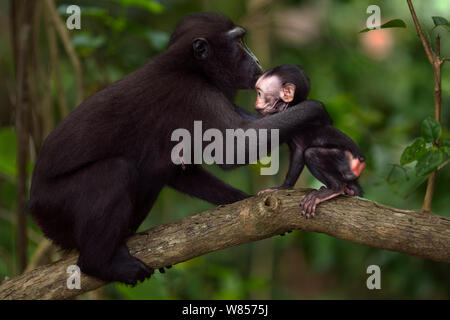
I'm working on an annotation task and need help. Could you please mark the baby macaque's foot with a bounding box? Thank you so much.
[257,185,288,196]
[300,187,343,218]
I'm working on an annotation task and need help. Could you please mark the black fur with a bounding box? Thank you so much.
[29,14,331,284]
[259,65,365,215]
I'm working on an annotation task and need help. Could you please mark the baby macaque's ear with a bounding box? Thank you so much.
[280,83,296,103]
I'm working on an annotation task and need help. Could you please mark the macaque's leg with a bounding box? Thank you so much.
[258,148,304,196]
[169,165,249,205]
[301,147,351,217]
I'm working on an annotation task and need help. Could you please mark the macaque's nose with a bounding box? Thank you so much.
[254,103,265,112]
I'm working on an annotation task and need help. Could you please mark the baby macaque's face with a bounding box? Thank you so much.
[254,74,296,115]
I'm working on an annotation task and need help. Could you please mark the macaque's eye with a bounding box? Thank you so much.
[238,38,244,46]
[257,91,261,97]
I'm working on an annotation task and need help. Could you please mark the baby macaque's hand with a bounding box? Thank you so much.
[257,185,289,196]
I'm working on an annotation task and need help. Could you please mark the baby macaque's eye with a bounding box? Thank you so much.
[257,91,261,97]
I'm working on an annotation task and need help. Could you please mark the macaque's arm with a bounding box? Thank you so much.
[258,143,305,195]
[281,145,305,188]
[233,104,262,121]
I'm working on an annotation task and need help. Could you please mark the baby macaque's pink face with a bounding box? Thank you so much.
[254,74,296,115]
[254,74,283,115]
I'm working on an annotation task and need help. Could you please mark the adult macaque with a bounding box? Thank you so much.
[255,65,365,217]
[29,15,332,285]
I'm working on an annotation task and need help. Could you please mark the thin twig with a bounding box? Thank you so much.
[406,0,444,212]
[437,159,449,171]
[406,0,435,64]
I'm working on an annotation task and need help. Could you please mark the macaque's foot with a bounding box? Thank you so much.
[300,187,343,218]
[344,185,355,196]
[79,244,155,286]
[257,185,289,196]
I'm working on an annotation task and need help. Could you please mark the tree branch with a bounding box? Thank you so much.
[1,189,449,300]
[406,0,435,65]
[406,0,444,212]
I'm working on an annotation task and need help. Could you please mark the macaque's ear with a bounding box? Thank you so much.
[193,38,209,60]
[280,83,296,103]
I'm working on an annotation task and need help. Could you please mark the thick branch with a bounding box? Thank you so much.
[1,189,449,300]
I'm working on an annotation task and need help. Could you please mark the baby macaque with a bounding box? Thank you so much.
[255,64,365,217]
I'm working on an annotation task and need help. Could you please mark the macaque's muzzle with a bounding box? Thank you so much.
[255,99,288,115]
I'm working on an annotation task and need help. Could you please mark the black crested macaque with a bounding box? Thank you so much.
[255,64,365,217]
[29,14,332,285]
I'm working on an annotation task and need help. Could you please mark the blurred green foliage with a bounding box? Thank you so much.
[0,0,449,299]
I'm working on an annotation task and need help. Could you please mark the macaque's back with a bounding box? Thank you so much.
[291,124,364,159]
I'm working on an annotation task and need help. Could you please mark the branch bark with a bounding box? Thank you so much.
[1,189,449,300]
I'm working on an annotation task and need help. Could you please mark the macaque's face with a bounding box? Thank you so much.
[254,74,296,115]
[254,75,282,115]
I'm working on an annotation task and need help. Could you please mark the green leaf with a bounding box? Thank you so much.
[110,0,164,13]
[415,150,446,176]
[431,16,450,31]
[432,16,450,28]
[386,165,428,198]
[421,116,442,142]
[359,19,406,33]
[380,19,407,29]
[400,137,428,165]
